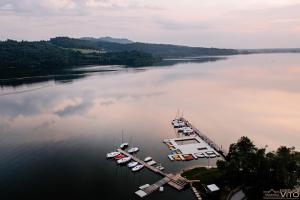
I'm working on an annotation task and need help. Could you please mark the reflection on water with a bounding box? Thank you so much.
[0,54,300,199]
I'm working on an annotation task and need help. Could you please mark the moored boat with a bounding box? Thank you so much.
[127,161,138,168]
[144,157,152,162]
[128,147,139,154]
[195,152,205,158]
[114,154,125,160]
[132,164,144,172]
[106,151,120,158]
[117,156,131,164]
[120,143,129,149]
[156,165,165,171]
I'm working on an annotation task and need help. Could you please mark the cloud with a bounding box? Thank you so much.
[1,0,300,48]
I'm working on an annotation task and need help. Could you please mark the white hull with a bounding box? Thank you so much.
[144,157,152,162]
[132,164,144,172]
[117,157,131,164]
[128,147,139,153]
[106,151,120,158]
[127,161,138,168]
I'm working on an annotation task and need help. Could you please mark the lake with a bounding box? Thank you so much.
[0,53,299,199]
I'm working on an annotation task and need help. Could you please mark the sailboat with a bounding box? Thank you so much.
[120,131,129,149]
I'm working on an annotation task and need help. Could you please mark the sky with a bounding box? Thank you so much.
[1,0,300,48]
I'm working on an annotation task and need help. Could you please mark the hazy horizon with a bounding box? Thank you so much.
[1,0,300,48]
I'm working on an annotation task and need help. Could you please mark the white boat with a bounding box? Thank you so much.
[117,156,131,164]
[128,147,139,154]
[127,161,138,168]
[195,152,205,158]
[132,164,144,172]
[106,151,120,158]
[173,122,185,128]
[120,143,129,149]
[144,157,152,162]
[159,186,164,192]
[156,165,165,171]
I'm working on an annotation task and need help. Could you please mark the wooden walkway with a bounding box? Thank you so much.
[117,149,188,197]
[179,117,227,159]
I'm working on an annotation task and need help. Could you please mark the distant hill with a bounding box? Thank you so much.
[0,39,159,77]
[80,36,134,44]
[51,37,239,58]
[239,48,300,54]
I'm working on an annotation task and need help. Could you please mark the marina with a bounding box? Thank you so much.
[115,149,189,197]
[165,117,227,161]
[106,116,226,198]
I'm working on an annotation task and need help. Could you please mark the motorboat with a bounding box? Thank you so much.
[173,122,185,128]
[183,127,194,134]
[120,143,129,149]
[195,152,205,158]
[156,165,165,171]
[159,186,164,192]
[182,154,194,161]
[172,154,181,161]
[127,161,138,168]
[128,147,139,154]
[114,154,125,160]
[117,156,131,164]
[132,164,144,172]
[144,157,152,162]
[106,151,120,158]
[120,142,128,149]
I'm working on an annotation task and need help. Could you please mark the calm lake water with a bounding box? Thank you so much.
[0,54,300,199]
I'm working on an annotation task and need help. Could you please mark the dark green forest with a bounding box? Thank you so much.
[0,37,238,81]
[183,137,300,200]
[50,37,239,57]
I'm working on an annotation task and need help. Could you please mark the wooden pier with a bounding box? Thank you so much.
[117,149,188,197]
[179,117,227,159]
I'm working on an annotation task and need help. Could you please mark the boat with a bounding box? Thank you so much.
[117,156,131,164]
[144,157,152,162]
[128,147,139,154]
[120,143,129,149]
[156,165,165,171]
[159,186,164,192]
[176,149,182,154]
[132,164,144,172]
[168,155,174,161]
[195,152,205,158]
[172,154,181,161]
[182,154,194,161]
[106,151,120,158]
[114,154,125,160]
[127,161,138,168]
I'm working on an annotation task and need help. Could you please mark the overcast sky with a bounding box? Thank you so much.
[1,0,300,48]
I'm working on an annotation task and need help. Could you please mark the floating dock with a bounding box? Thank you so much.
[179,117,227,159]
[117,149,188,198]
